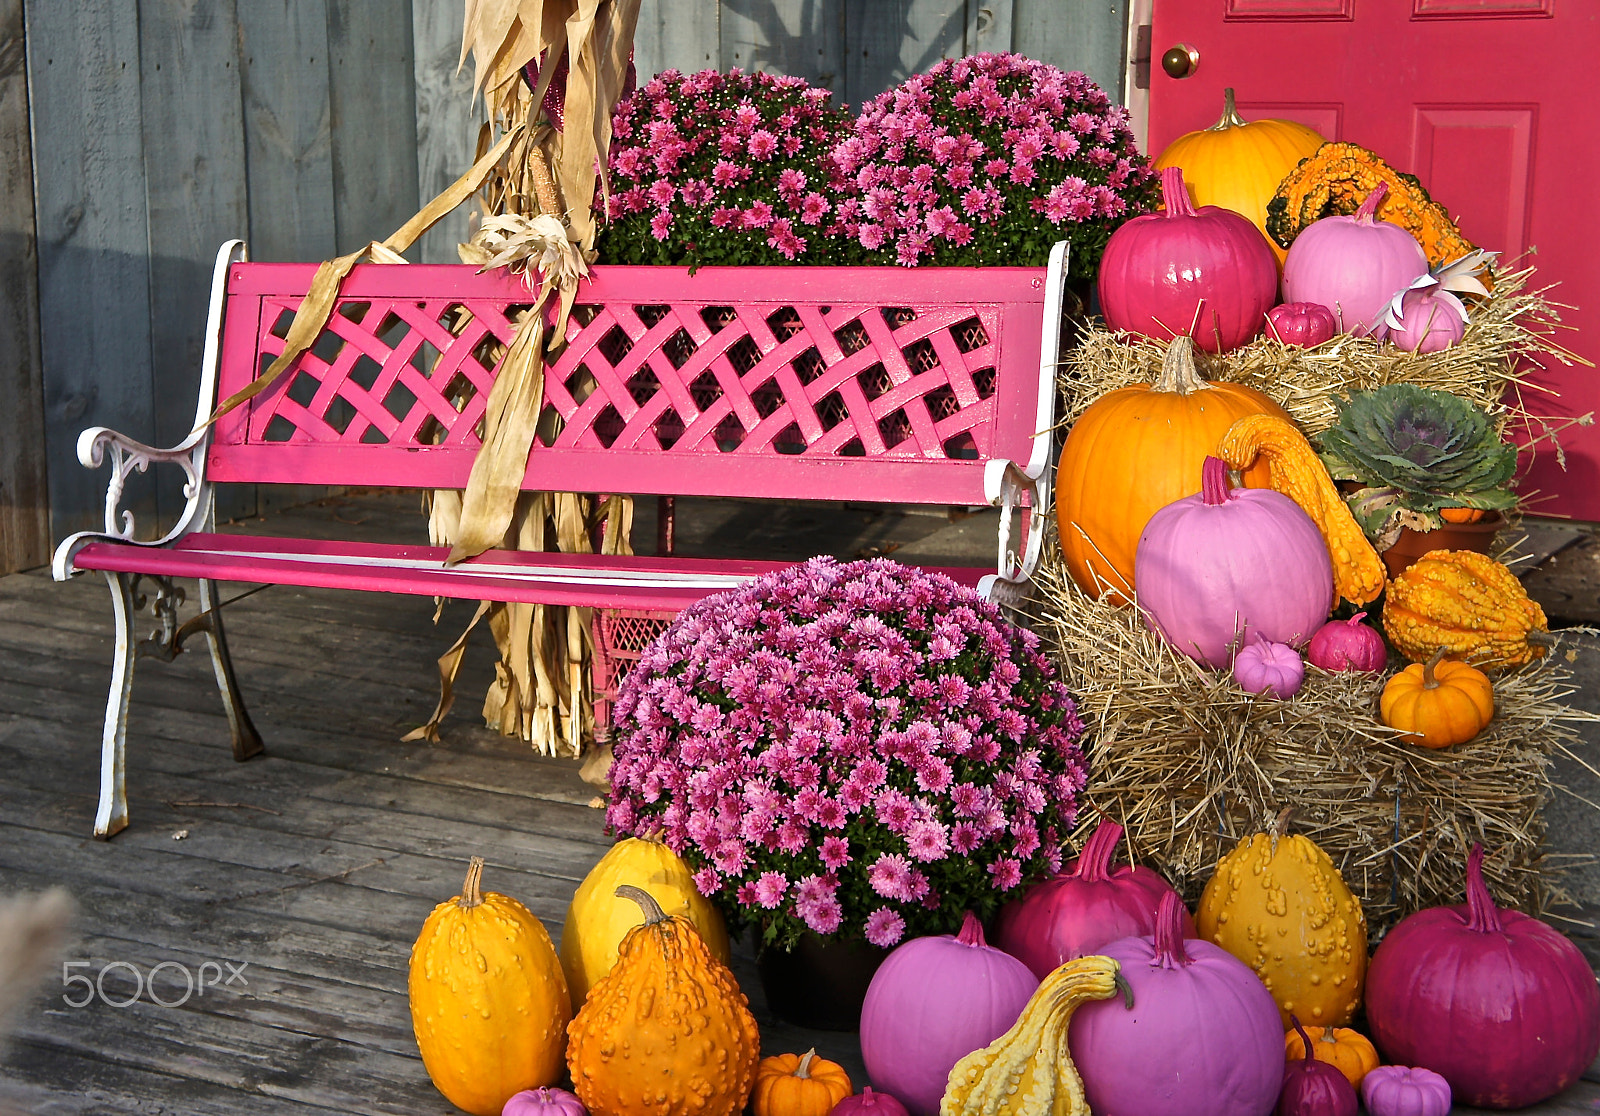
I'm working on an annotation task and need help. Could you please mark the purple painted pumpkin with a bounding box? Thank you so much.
[503,1088,586,1116]
[1360,1066,1452,1116]
[1098,166,1279,354]
[827,1088,911,1116]
[1282,183,1428,336]
[1135,456,1333,668]
[995,816,1195,980]
[1306,613,1387,673]
[859,912,1038,1116]
[1366,844,1600,1109]
[1381,276,1468,353]
[1278,1017,1360,1116]
[1069,892,1283,1116]
[1265,302,1339,347]
[1233,639,1304,698]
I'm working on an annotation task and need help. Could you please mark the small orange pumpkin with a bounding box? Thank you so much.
[1285,1024,1380,1088]
[1380,649,1494,749]
[752,1050,853,1116]
[1439,507,1489,524]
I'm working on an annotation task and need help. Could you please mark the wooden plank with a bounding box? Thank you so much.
[408,0,477,266]
[327,0,421,253]
[967,0,1014,54]
[23,0,157,541]
[843,0,967,108]
[138,0,256,526]
[1012,0,1128,103]
[0,0,47,574]
[633,0,719,81]
[719,0,846,95]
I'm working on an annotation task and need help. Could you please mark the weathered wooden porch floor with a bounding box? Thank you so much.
[2,490,1598,1114]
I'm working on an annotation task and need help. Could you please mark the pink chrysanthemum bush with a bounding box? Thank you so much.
[599,68,855,267]
[832,52,1158,269]
[606,557,1088,951]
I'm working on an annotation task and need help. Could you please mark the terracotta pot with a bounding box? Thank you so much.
[1380,511,1506,579]
[757,933,888,1031]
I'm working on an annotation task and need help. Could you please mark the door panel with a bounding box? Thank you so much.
[1148,2,1600,521]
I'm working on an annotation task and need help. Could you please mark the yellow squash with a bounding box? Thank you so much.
[559,834,730,1008]
[1382,549,1550,667]
[409,857,571,1116]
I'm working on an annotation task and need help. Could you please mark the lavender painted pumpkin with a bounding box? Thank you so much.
[1381,276,1468,353]
[827,1088,910,1116]
[859,912,1038,1116]
[503,1088,586,1116]
[1360,1066,1452,1116]
[1278,1016,1359,1116]
[995,816,1196,980]
[1306,613,1386,673]
[1069,892,1283,1116]
[1098,165,1279,354]
[1366,844,1600,1109]
[1233,639,1304,698]
[1135,456,1333,668]
[1282,183,1428,336]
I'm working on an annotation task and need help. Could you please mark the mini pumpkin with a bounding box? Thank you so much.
[754,1050,853,1116]
[1380,650,1493,749]
[1285,1025,1379,1089]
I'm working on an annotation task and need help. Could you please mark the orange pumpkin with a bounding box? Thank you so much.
[752,1050,853,1116]
[1154,87,1325,265]
[1380,649,1494,749]
[1439,507,1489,524]
[1057,335,1290,601]
[1285,1024,1380,1088]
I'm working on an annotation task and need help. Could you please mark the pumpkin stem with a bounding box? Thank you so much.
[795,1049,817,1079]
[1355,182,1390,224]
[615,884,669,925]
[1152,890,1191,969]
[1074,818,1124,883]
[1208,87,1248,131]
[1422,648,1448,689]
[1114,970,1135,1009]
[1152,335,1208,395]
[1464,842,1505,933]
[458,856,486,909]
[1200,457,1231,507]
[1289,1014,1315,1063]
[1159,165,1198,219]
[1348,612,1368,625]
[956,911,987,947]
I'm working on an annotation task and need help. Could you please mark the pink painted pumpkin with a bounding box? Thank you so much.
[1360,1066,1452,1116]
[827,1088,910,1116]
[1233,639,1304,698]
[1265,302,1339,347]
[1278,1016,1359,1116]
[1282,183,1428,336]
[503,1088,586,1116]
[1306,614,1386,672]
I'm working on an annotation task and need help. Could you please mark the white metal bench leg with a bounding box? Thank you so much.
[95,571,136,839]
[197,579,263,762]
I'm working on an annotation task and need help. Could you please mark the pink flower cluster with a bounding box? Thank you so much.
[607,558,1087,950]
[833,53,1157,269]
[601,69,855,266]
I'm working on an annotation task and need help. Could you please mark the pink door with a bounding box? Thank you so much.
[1148,1,1600,522]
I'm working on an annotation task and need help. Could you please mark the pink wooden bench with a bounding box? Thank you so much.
[52,239,1067,837]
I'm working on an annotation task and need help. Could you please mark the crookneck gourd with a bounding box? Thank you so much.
[567,886,759,1116]
[1216,413,1386,607]
[1382,549,1550,667]
[939,954,1125,1116]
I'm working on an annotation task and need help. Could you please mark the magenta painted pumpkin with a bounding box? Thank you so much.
[1306,613,1386,672]
[1282,183,1428,336]
[995,816,1196,980]
[1366,844,1600,1109]
[859,912,1038,1116]
[503,1088,586,1116]
[1360,1066,1452,1116]
[1278,1017,1360,1116]
[1069,892,1283,1116]
[1265,302,1339,347]
[1135,456,1333,668]
[1381,276,1468,353]
[1233,639,1304,698]
[827,1088,910,1116]
[1098,165,1279,354]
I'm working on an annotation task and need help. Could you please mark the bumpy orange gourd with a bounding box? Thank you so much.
[1380,649,1495,749]
[568,886,759,1116]
[1197,813,1367,1027]
[1382,549,1550,667]
[1057,336,1290,602]
[1285,1025,1380,1089]
[1154,87,1325,265]
[753,1050,853,1116]
[409,857,571,1116]
[1217,413,1386,607]
[559,834,731,1009]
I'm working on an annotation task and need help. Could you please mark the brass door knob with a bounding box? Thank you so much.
[1161,44,1199,79]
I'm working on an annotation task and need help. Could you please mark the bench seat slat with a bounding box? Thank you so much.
[69,534,991,612]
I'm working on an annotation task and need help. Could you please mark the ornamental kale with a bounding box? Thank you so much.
[606,557,1087,951]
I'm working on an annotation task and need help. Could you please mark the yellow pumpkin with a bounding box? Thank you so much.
[409,857,571,1116]
[1057,336,1289,602]
[1380,650,1494,749]
[1197,814,1367,1027]
[1382,549,1550,667]
[559,834,730,1008]
[1285,1024,1380,1089]
[568,886,760,1116]
[1153,87,1325,264]
[753,1050,853,1116]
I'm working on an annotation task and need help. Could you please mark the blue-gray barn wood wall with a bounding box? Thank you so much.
[13,0,1127,555]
